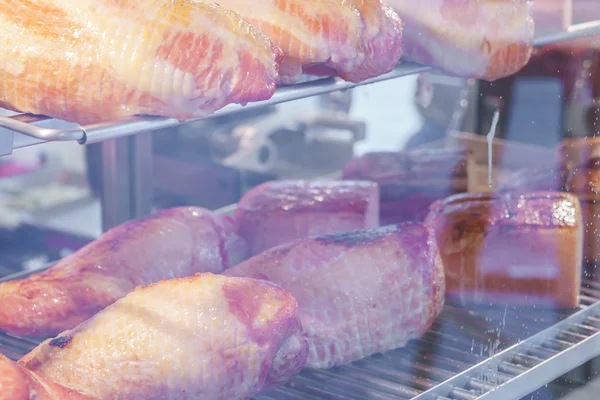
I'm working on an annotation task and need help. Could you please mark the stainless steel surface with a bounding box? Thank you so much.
[415,295,600,400]
[462,81,480,135]
[83,116,180,145]
[1,258,599,400]
[0,126,14,156]
[7,115,83,150]
[100,134,153,231]
[100,138,132,231]
[533,20,600,47]
[0,115,84,144]
[269,286,600,400]
[131,133,154,222]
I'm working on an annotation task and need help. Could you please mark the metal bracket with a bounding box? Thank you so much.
[0,115,84,155]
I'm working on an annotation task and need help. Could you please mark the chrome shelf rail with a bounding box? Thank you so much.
[2,18,600,154]
[533,20,600,47]
[413,295,600,400]
[0,62,430,155]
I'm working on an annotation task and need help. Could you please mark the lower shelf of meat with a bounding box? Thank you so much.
[2,274,599,400]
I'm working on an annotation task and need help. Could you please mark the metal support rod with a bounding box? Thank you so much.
[99,133,153,232]
[131,133,154,220]
[0,127,14,156]
[100,137,132,231]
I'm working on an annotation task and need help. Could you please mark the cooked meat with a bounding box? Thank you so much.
[387,0,534,80]
[235,180,379,255]
[20,273,308,400]
[0,207,248,337]
[226,222,445,369]
[0,354,91,400]
[0,0,282,123]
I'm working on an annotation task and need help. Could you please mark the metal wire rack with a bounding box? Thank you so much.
[257,281,600,400]
[1,266,599,400]
[2,20,600,154]
[2,62,431,152]
[1,15,600,400]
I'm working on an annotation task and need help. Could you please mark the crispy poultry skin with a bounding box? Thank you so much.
[0,354,91,400]
[226,223,445,369]
[0,207,248,338]
[215,0,403,83]
[20,273,308,400]
[0,0,282,124]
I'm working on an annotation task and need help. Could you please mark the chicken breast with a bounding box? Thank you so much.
[0,207,248,338]
[0,0,282,124]
[235,180,380,256]
[225,222,445,369]
[0,354,91,400]
[387,0,534,80]
[19,273,308,400]
[215,0,403,83]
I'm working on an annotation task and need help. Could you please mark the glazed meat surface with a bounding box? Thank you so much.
[387,0,534,80]
[226,223,445,369]
[235,180,380,255]
[0,207,248,338]
[20,274,308,400]
[0,0,282,123]
[215,0,403,83]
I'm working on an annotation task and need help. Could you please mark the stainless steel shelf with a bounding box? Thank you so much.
[414,295,600,400]
[533,20,600,47]
[2,18,600,154]
[0,61,430,155]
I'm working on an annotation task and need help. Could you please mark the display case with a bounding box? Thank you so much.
[2,2,600,400]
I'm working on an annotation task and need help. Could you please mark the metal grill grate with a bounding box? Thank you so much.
[1,275,600,400]
[256,281,600,400]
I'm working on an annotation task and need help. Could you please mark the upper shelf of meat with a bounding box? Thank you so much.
[1,0,599,155]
